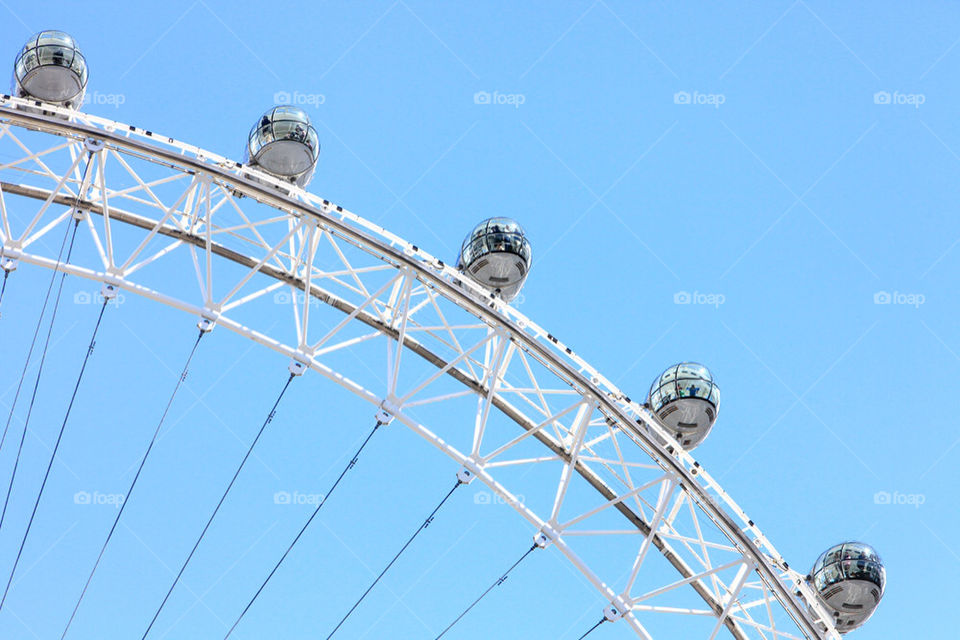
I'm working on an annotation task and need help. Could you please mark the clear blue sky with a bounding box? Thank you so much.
[0,1,957,638]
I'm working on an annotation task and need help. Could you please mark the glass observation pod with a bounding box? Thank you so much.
[13,30,87,110]
[810,542,885,633]
[647,362,720,450]
[245,106,320,189]
[457,217,532,303]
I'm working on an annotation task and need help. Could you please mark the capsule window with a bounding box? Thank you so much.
[272,120,306,142]
[823,546,844,567]
[819,563,843,588]
[649,387,663,409]
[707,384,720,406]
[658,385,676,405]
[15,50,39,76]
[36,32,74,47]
[37,46,72,67]
[676,378,706,400]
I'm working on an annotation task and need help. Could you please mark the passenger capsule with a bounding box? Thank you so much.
[245,106,320,188]
[457,217,532,302]
[810,542,885,632]
[647,362,719,449]
[13,30,87,108]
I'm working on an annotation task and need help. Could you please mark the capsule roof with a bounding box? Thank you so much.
[458,217,532,269]
[463,217,526,241]
[648,362,719,411]
[813,542,885,591]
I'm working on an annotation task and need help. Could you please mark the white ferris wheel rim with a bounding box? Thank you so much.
[0,96,840,639]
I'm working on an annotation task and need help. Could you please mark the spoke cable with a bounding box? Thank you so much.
[326,478,463,639]
[223,420,384,639]
[0,219,81,536]
[139,372,297,640]
[575,618,606,639]
[0,219,77,454]
[61,328,207,640]
[0,144,96,451]
[0,268,9,314]
[0,299,109,611]
[434,542,539,639]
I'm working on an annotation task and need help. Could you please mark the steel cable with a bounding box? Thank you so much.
[434,542,539,639]
[326,479,463,638]
[0,299,109,610]
[140,373,297,640]
[223,420,384,639]
[0,219,81,535]
[60,328,206,639]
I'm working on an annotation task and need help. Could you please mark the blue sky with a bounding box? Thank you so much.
[0,1,958,638]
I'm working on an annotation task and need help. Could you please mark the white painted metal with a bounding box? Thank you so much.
[0,97,840,639]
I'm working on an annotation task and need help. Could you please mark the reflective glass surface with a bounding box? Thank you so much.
[648,362,720,411]
[247,106,321,171]
[459,217,532,268]
[813,542,885,592]
[14,30,88,89]
[815,563,843,590]
[35,32,74,48]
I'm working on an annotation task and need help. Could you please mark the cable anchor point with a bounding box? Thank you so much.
[83,138,105,153]
[100,283,119,301]
[533,529,553,549]
[456,467,476,485]
[375,401,394,426]
[288,359,308,377]
[604,603,624,622]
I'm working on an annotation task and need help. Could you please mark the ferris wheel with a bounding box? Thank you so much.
[0,31,886,639]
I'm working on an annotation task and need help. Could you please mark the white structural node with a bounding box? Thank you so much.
[0,32,884,639]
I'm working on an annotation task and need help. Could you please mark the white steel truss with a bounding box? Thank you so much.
[0,97,839,639]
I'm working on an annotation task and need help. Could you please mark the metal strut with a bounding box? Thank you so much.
[223,419,384,639]
[434,542,539,639]
[0,298,110,611]
[61,327,207,640]
[326,478,464,639]
[0,218,82,537]
[140,372,297,640]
